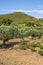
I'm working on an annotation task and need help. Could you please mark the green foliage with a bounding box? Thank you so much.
[31,42,40,48]
[0,25,14,44]
[38,50,43,56]
[0,12,42,26]
[0,23,43,45]
[2,19,13,25]
[40,45,43,49]
[31,47,35,52]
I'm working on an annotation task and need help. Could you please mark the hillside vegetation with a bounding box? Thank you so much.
[0,12,42,25]
[0,12,43,45]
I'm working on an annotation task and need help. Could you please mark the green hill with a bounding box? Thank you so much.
[0,12,38,23]
[0,12,43,25]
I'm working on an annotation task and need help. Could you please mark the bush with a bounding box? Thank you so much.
[40,45,43,49]
[0,25,14,45]
[31,42,40,48]
[31,47,35,52]
[2,19,13,25]
[38,50,43,56]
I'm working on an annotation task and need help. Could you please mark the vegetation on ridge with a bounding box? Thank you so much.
[0,12,42,25]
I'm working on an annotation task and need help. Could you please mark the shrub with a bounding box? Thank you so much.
[38,50,43,56]
[0,25,14,45]
[40,45,43,49]
[31,42,40,48]
[2,19,13,25]
[31,47,35,52]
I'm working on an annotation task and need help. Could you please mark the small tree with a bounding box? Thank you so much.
[2,19,13,25]
[18,28,28,44]
[0,25,14,45]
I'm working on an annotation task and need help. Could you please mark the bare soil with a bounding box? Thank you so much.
[0,38,43,65]
[0,48,43,65]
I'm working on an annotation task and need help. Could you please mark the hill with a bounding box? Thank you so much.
[0,12,43,26]
[0,12,39,24]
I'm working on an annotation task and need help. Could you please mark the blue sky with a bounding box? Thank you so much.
[0,0,43,18]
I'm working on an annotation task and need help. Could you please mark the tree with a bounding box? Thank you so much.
[0,25,14,45]
[2,19,13,25]
[18,28,28,44]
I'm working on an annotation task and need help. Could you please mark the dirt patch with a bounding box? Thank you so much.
[0,47,43,65]
[0,38,43,65]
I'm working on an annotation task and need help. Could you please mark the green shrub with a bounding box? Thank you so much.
[31,42,40,48]
[31,47,35,52]
[2,19,13,25]
[0,25,14,45]
[40,45,43,49]
[38,50,43,56]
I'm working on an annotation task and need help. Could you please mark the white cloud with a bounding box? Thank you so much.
[16,9,43,14]
[1,9,43,14]
[32,10,43,14]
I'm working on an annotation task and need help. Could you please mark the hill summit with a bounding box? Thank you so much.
[0,12,38,24]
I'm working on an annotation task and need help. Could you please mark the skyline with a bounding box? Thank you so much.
[0,0,43,18]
